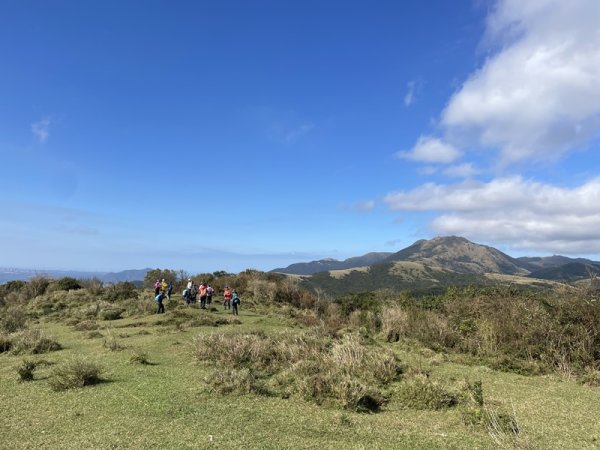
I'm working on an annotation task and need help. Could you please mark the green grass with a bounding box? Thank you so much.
[1,304,599,449]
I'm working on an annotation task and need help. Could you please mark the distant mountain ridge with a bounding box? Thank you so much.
[0,267,151,284]
[271,252,393,275]
[274,236,600,285]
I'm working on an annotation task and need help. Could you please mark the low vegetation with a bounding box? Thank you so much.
[0,270,598,448]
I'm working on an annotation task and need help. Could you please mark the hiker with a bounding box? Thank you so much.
[198,282,208,309]
[223,286,232,310]
[161,278,168,294]
[190,283,198,304]
[206,285,214,306]
[182,287,191,305]
[231,290,240,316]
[153,279,161,296]
[155,292,165,314]
[167,282,173,301]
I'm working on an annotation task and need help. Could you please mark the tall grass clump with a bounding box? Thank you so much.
[194,331,401,412]
[49,358,104,391]
[0,307,28,333]
[396,374,457,410]
[6,329,62,355]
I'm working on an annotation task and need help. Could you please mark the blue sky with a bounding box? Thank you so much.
[2,0,600,273]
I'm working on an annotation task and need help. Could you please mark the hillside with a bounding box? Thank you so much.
[527,262,600,281]
[1,276,598,449]
[303,262,558,296]
[384,236,529,275]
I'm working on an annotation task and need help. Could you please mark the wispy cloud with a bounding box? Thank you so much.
[397,136,462,164]
[284,123,315,143]
[31,118,51,143]
[353,200,375,212]
[404,81,417,106]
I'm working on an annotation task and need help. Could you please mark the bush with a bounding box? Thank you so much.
[103,282,138,302]
[49,358,104,391]
[79,278,104,295]
[73,320,99,331]
[381,307,409,342]
[99,308,124,321]
[24,276,50,300]
[9,329,62,355]
[55,277,82,291]
[0,307,28,333]
[17,359,37,382]
[193,331,400,412]
[396,374,457,410]
[129,350,151,365]
[0,334,12,353]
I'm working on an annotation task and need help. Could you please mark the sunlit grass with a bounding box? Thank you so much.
[1,305,599,449]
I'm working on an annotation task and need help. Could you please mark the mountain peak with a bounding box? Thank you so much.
[385,236,529,275]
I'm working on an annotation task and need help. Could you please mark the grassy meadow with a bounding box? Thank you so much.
[1,275,599,449]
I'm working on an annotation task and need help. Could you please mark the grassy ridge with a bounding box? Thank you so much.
[1,278,600,448]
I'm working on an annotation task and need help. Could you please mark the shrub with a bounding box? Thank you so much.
[579,368,600,387]
[103,282,138,302]
[55,277,82,291]
[129,350,151,365]
[0,334,12,353]
[9,329,62,355]
[396,374,457,410]
[79,278,104,295]
[87,331,103,339]
[332,377,384,413]
[49,358,104,391]
[73,320,99,331]
[17,359,38,382]
[24,276,51,300]
[381,307,409,342]
[99,308,124,321]
[193,331,400,412]
[0,307,27,333]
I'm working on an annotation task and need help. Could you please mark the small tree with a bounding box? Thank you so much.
[144,269,178,288]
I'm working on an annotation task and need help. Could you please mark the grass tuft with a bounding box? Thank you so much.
[49,358,104,391]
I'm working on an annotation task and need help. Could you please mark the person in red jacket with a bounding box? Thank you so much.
[223,286,232,310]
[198,283,208,309]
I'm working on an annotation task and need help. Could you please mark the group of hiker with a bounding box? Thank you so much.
[154,278,240,315]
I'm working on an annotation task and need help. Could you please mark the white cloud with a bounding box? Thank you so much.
[404,81,416,106]
[397,136,462,164]
[31,118,51,143]
[442,0,600,164]
[442,163,479,178]
[384,177,600,254]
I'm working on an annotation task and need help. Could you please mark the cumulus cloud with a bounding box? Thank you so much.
[31,118,51,143]
[442,0,600,164]
[397,136,462,164]
[384,177,600,254]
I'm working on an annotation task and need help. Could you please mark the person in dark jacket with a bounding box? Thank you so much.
[231,290,240,316]
[155,292,165,314]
